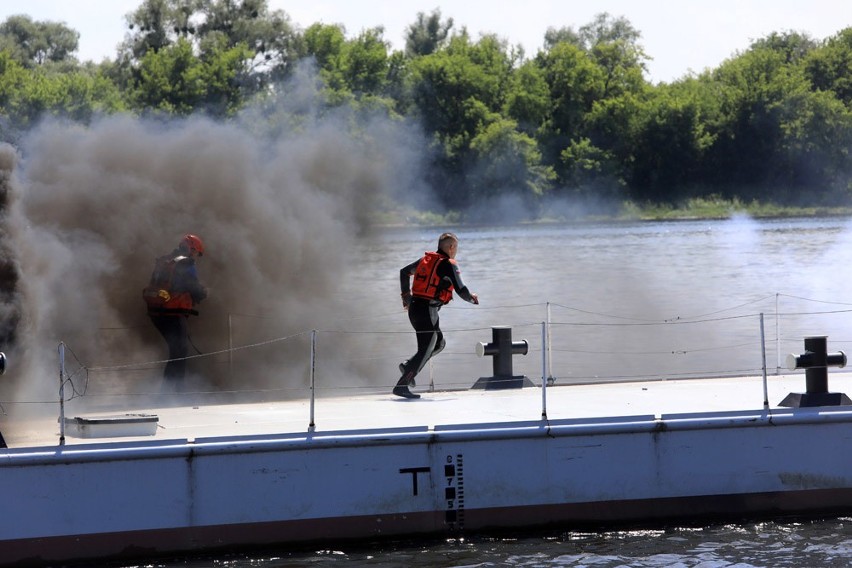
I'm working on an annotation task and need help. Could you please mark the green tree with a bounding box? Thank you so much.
[122,0,176,58]
[704,48,792,194]
[302,22,345,72]
[461,33,518,110]
[468,117,554,208]
[700,38,852,203]
[409,33,502,141]
[341,27,389,96]
[537,42,604,137]
[588,39,647,98]
[384,49,408,106]
[302,22,348,102]
[193,0,302,84]
[291,23,395,108]
[130,36,249,116]
[406,33,522,206]
[535,41,605,185]
[751,31,818,65]
[199,36,254,115]
[543,26,582,51]
[558,137,621,198]
[778,88,852,200]
[0,51,124,133]
[578,13,642,50]
[121,0,301,94]
[48,68,126,121]
[577,13,648,98]
[0,50,30,125]
[504,59,549,135]
[404,9,453,57]
[131,37,205,114]
[804,28,852,106]
[0,14,79,67]
[626,79,717,202]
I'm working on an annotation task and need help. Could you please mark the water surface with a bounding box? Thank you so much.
[141,217,852,567]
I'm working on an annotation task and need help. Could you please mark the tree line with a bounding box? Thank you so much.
[1,0,851,219]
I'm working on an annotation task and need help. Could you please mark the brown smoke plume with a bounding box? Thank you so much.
[0,102,427,412]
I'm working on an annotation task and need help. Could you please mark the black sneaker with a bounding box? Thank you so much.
[393,385,421,399]
[399,361,415,387]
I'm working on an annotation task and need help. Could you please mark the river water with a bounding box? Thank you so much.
[145,216,852,567]
[315,215,852,392]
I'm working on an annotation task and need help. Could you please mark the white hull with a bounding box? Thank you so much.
[2,374,852,566]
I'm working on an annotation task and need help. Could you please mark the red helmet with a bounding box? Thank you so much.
[181,234,205,256]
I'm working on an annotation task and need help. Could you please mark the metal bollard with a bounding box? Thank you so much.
[472,326,534,390]
[779,336,851,407]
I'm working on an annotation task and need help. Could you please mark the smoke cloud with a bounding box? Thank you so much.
[0,78,429,413]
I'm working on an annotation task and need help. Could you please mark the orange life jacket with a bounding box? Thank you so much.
[142,254,197,315]
[411,251,453,304]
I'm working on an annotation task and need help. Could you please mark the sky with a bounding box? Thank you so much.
[1,0,850,82]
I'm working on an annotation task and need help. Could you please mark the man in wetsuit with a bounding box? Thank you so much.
[396,232,479,398]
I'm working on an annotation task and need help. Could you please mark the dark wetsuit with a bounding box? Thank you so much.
[148,250,207,384]
[399,250,477,383]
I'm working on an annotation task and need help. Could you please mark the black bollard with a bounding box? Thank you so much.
[779,336,851,407]
[472,326,534,389]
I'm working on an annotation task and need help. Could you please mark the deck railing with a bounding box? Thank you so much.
[7,292,852,443]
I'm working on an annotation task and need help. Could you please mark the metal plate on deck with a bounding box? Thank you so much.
[63,414,159,438]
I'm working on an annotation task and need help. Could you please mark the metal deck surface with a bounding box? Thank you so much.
[3,372,852,449]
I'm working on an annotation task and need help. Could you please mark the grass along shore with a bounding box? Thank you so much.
[376,197,852,226]
[617,197,852,221]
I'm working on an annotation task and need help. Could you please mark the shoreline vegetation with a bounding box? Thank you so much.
[2,6,851,228]
[615,197,852,222]
[378,196,852,227]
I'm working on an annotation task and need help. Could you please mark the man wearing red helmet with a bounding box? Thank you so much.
[143,234,208,385]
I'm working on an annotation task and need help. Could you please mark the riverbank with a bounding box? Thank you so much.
[376,197,852,226]
[617,197,852,221]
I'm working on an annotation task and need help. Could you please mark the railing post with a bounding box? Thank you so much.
[775,293,781,373]
[546,302,554,384]
[58,342,66,446]
[760,313,769,409]
[541,322,548,420]
[228,314,234,380]
[309,330,316,432]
